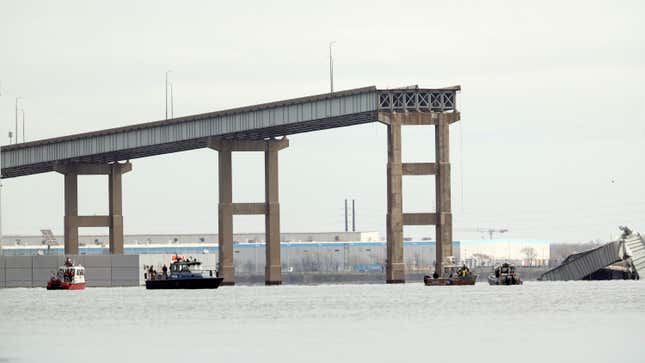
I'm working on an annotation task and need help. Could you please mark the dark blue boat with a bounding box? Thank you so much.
[145,257,223,289]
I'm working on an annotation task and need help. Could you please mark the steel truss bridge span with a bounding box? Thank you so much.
[1,86,459,178]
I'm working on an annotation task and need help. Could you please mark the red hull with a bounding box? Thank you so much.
[47,280,86,290]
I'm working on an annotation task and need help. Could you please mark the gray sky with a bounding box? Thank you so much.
[1,0,643,243]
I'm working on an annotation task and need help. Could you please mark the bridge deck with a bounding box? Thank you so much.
[1,85,458,178]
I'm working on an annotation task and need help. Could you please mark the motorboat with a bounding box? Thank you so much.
[424,257,478,286]
[488,262,522,285]
[47,258,86,290]
[145,256,223,289]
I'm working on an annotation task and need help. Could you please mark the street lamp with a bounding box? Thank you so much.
[165,70,172,120]
[170,81,174,119]
[329,41,336,93]
[21,108,25,143]
[15,97,22,144]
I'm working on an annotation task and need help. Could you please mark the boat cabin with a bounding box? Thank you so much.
[170,259,213,278]
[145,256,217,281]
[494,263,516,277]
[56,265,85,284]
[170,260,199,273]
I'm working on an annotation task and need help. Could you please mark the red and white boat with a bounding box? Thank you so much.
[47,258,86,290]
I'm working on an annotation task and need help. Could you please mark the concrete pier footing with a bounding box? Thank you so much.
[380,111,460,282]
[54,162,132,256]
[209,137,288,286]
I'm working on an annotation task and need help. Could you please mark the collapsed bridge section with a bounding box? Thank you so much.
[539,229,643,281]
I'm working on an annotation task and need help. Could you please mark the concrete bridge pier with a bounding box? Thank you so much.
[54,162,132,255]
[435,114,453,276]
[209,137,289,286]
[380,111,460,282]
[385,115,404,283]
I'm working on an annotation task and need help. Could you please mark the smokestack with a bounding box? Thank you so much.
[352,199,356,232]
[344,199,348,232]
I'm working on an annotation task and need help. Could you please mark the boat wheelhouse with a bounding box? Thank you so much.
[488,262,523,285]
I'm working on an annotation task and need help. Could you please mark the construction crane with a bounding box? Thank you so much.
[453,227,509,240]
[419,227,509,241]
[477,228,509,240]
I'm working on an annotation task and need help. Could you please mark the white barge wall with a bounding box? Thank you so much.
[0,255,141,287]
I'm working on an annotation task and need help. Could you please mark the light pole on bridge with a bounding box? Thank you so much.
[21,108,25,143]
[15,97,22,145]
[165,70,173,120]
[329,41,336,93]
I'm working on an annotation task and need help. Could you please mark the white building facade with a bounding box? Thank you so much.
[460,239,550,267]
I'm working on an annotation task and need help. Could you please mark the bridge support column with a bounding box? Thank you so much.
[55,162,132,255]
[386,117,405,283]
[64,173,79,255]
[379,111,460,281]
[265,140,285,285]
[109,163,126,254]
[217,143,235,286]
[209,137,289,286]
[435,114,452,275]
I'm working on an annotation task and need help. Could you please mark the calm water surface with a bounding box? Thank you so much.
[1,281,644,363]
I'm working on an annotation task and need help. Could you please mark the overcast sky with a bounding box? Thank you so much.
[1,0,643,243]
